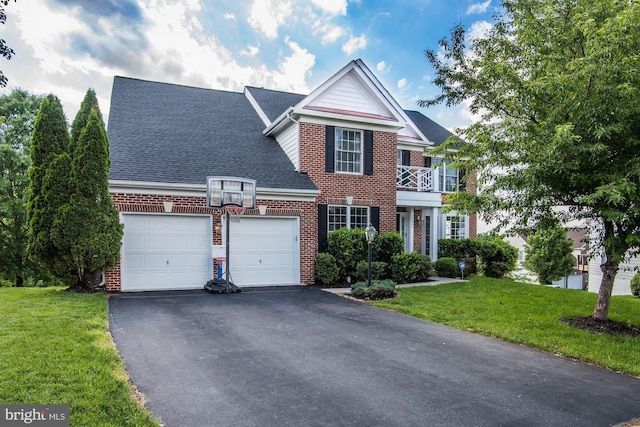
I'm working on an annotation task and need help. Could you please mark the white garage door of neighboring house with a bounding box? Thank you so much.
[227,216,299,286]
[121,214,212,291]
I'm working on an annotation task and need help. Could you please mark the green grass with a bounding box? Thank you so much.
[0,287,159,426]
[373,276,640,376]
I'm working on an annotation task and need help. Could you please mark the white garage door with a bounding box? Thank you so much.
[121,214,212,291]
[227,217,299,286]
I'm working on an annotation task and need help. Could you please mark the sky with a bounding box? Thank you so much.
[0,0,497,131]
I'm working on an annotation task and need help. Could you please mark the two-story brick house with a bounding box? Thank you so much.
[105,59,476,291]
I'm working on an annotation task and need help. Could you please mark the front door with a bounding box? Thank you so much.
[396,212,410,252]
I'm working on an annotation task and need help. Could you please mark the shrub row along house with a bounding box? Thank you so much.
[105,59,476,291]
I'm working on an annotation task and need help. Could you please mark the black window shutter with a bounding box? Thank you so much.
[458,168,466,192]
[424,156,432,168]
[325,126,335,172]
[318,205,328,252]
[370,206,380,231]
[402,150,411,166]
[364,130,374,175]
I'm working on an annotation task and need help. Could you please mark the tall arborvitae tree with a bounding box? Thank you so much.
[69,88,102,157]
[52,108,122,290]
[27,94,70,272]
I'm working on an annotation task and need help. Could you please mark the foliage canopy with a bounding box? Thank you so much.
[422,0,640,319]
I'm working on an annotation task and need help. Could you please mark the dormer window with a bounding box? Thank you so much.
[335,128,362,174]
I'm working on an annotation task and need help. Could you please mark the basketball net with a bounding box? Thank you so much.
[223,206,244,223]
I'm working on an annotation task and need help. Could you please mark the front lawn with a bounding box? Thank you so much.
[373,276,640,377]
[0,287,159,426]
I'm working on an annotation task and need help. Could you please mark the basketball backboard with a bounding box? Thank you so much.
[206,176,256,209]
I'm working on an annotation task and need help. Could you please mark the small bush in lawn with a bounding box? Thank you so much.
[315,253,339,286]
[350,279,396,300]
[355,261,387,281]
[631,272,640,297]
[435,257,459,278]
[391,252,432,283]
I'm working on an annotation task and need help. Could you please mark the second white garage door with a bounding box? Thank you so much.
[227,216,299,286]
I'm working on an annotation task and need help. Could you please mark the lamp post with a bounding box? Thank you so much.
[365,224,377,287]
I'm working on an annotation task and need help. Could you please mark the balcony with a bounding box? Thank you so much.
[396,166,435,192]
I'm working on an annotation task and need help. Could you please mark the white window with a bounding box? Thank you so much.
[335,128,362,174]
[439,161,459,192]
[445,215,466,240]
[328,205,369,232]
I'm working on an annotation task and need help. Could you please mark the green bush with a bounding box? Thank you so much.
[327,228,367,281]
[350,279,396,300]
[391,252,432,283]
[438,238,478,274]
[315,253,340,286]
[373,232,404,265]
[434,257,459,278]
[631,272,640,297]
[476,235,517,278]
[355,261,388,281]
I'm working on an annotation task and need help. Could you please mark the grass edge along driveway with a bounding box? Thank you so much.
[0,287,159,427]
[374,276,640,377]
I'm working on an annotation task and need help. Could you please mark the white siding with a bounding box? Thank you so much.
[308,72,392,118]
[588,253,635,296]
[276,121,299,170]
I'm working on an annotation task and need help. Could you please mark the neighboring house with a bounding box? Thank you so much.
[105,59,476,291]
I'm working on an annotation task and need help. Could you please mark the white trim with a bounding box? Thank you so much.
[293,108,403,130]
[244,87,271,127]
[109,180,319,201]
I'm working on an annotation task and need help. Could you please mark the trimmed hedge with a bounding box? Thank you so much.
[434,257,459,278]
[355,261,387,282]
[351,279,396,300]
[315,252,340,286]
[391,252,431,283]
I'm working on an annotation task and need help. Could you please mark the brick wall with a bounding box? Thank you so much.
[299,122,397,235]
[106,193,317,291]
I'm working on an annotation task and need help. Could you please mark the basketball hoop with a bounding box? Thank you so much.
[223,206,244,223]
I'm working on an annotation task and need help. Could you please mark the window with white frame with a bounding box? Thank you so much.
[335,128,362,173]
[328,205,369,232]
[445,215,466,240]
[438,161,459,192]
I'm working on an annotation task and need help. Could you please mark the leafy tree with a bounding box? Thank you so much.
[421,0,640,320]
[0,89,43,286]
[52,108,122,290]
[0,0,16,87]
[69,88,102,156]
[27,95,70,274]
[524,223,575,285]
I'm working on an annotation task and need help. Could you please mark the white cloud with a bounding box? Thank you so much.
[240,44,260,57]
[376,60,390,73]
[317,23,346,44]
[223,12,236,21]
[247,0,293,40]
[311,0,347,15]
[342,34,367,56]
[468,20,493,40]
[397,78,407,89]
[466,0,491,15]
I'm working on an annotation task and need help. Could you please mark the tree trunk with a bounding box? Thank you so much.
[15,275,23,287]
[593,256,619,321]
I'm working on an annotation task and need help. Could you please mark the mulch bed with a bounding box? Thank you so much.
[563,316,640,337]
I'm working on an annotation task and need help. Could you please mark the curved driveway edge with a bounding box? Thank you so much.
[109,286,640,427]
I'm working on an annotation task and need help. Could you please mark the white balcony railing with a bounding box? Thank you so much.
[396,166,434,192]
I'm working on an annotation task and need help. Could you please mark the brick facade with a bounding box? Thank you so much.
[106,192,317,291]
[299,121,397,235]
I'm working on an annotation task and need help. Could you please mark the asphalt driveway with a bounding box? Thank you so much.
[109,286,640,427]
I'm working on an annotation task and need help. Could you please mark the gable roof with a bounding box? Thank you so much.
[245,86,305,124]
[404,110,455,147]
[107,77,317,191]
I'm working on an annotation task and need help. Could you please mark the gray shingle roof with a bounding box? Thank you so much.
[245,86,306,123]
[404,110,455,147]
[107,77,317,191]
